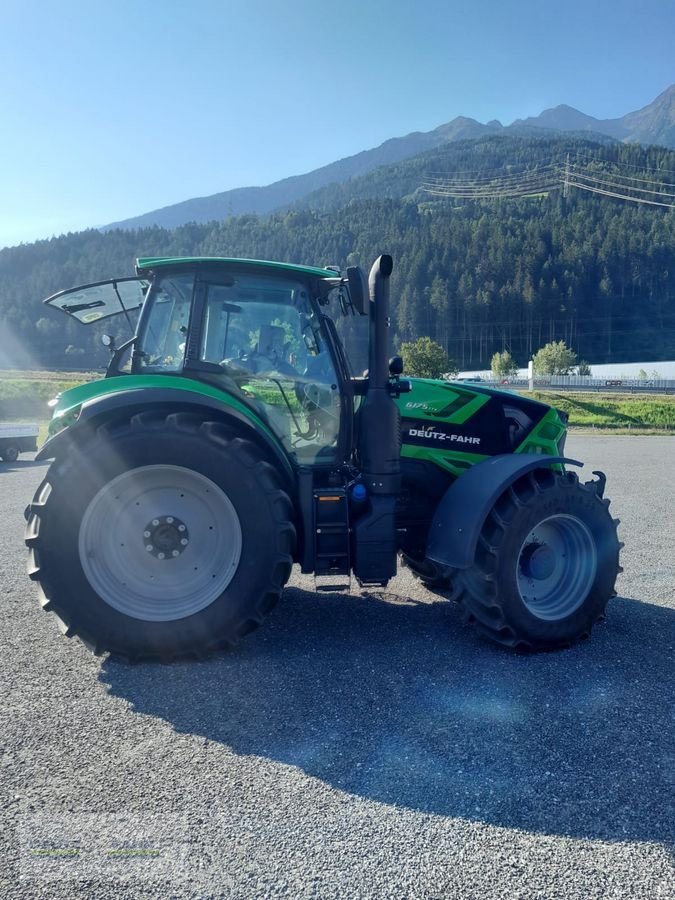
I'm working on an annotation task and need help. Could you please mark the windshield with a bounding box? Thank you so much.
[138,270,342,464]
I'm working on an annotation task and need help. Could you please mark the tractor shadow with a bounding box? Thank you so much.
[100,587,675,848]
[0,458,46,473]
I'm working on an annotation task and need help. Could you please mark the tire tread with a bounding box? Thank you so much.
[25,413,295,661]
[456,470,621,650]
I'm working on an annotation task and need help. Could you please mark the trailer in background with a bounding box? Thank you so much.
[0,424,39,462]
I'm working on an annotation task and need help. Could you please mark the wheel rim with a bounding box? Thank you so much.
[78,465,242,621]
[516,514,597,621]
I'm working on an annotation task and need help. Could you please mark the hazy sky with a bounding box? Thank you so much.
[1,0,673,248]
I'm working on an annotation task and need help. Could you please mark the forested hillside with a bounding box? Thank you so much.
[103,84,675,232]
[2,135,675,371]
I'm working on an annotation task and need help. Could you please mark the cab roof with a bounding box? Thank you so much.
[135,256,340,280]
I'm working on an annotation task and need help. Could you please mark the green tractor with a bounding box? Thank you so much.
[26,254,621,659]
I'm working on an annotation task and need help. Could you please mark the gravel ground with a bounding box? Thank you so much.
[1,435,673,899]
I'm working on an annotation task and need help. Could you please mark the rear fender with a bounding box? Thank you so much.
[36,387,296,492]
[425,453,582,569]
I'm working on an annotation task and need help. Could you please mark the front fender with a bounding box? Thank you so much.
[36,387,295,488]
[425,453,582,570]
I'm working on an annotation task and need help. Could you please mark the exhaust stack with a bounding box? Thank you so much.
[359,254,400,492]
[353,254,401,585]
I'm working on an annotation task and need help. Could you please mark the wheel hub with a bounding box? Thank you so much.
[79,464,242,622]
[520,542,555,581]
[143,515,190,560]
[516,514,598,621]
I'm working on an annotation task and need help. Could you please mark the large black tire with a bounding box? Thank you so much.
[25,412,295,660]
[1,445,19,462]
[456,469,621,650]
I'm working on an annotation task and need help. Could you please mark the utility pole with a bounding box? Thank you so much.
[563,153,570,201]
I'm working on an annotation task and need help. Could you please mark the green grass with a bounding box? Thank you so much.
[0,369,99,382]
[531,391,675,431]
[0,371,99,419]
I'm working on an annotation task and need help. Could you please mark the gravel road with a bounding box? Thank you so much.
[1,436,673,899]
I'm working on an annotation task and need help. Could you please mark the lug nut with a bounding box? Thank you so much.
[158,552,165,560]
[143,530,151,538]
[180,538,188,546]
[178,524,186,532]
[145,545,153,552]
[152,519,160,526]
[172,550,180,558]
[167,517,174,524]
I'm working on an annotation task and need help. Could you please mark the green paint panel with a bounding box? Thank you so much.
[396,378,566,475]
[516,407,567,458]
[402,443,488,478]
[395,378,489,424]
[47,374,282,451]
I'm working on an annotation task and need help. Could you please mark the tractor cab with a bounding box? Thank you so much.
[45,257,370,467]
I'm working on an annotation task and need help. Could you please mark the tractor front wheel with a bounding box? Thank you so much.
[26,413,295,660]
[456,469,621,650]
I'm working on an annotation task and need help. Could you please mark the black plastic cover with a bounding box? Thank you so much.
[426,453,582,569]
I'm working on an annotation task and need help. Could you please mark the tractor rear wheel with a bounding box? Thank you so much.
[1,445,19,462]
[456,469,621,650]
[25,413,295,660]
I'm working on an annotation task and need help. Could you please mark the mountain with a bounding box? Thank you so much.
[515,104,604,133]
[103,86,675,233]
[514,84,675,146]
[619,84,675,146]
[103,117,500,232]
[102,120,513,232]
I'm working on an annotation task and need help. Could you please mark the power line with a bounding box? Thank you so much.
[566,172,675,199]
[424,183,560,199]
[423,155,675,208]
[566,180,675,208]
[568,162,675,190]
[423,175,560,191]
[423,167,562,198]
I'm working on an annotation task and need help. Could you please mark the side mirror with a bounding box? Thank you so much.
[389,355,404,376]
[346,266,368,316]
[101,334,116,351]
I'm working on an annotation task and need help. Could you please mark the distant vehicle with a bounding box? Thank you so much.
[0,424,39,462]
[605,379,623,387]
[463,376,483,382]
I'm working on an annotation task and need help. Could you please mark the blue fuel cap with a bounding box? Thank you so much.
[351,483,367,502]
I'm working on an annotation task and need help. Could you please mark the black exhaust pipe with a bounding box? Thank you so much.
[368,253,394,389]
[353,254,401,584]
[360,254,400,493]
